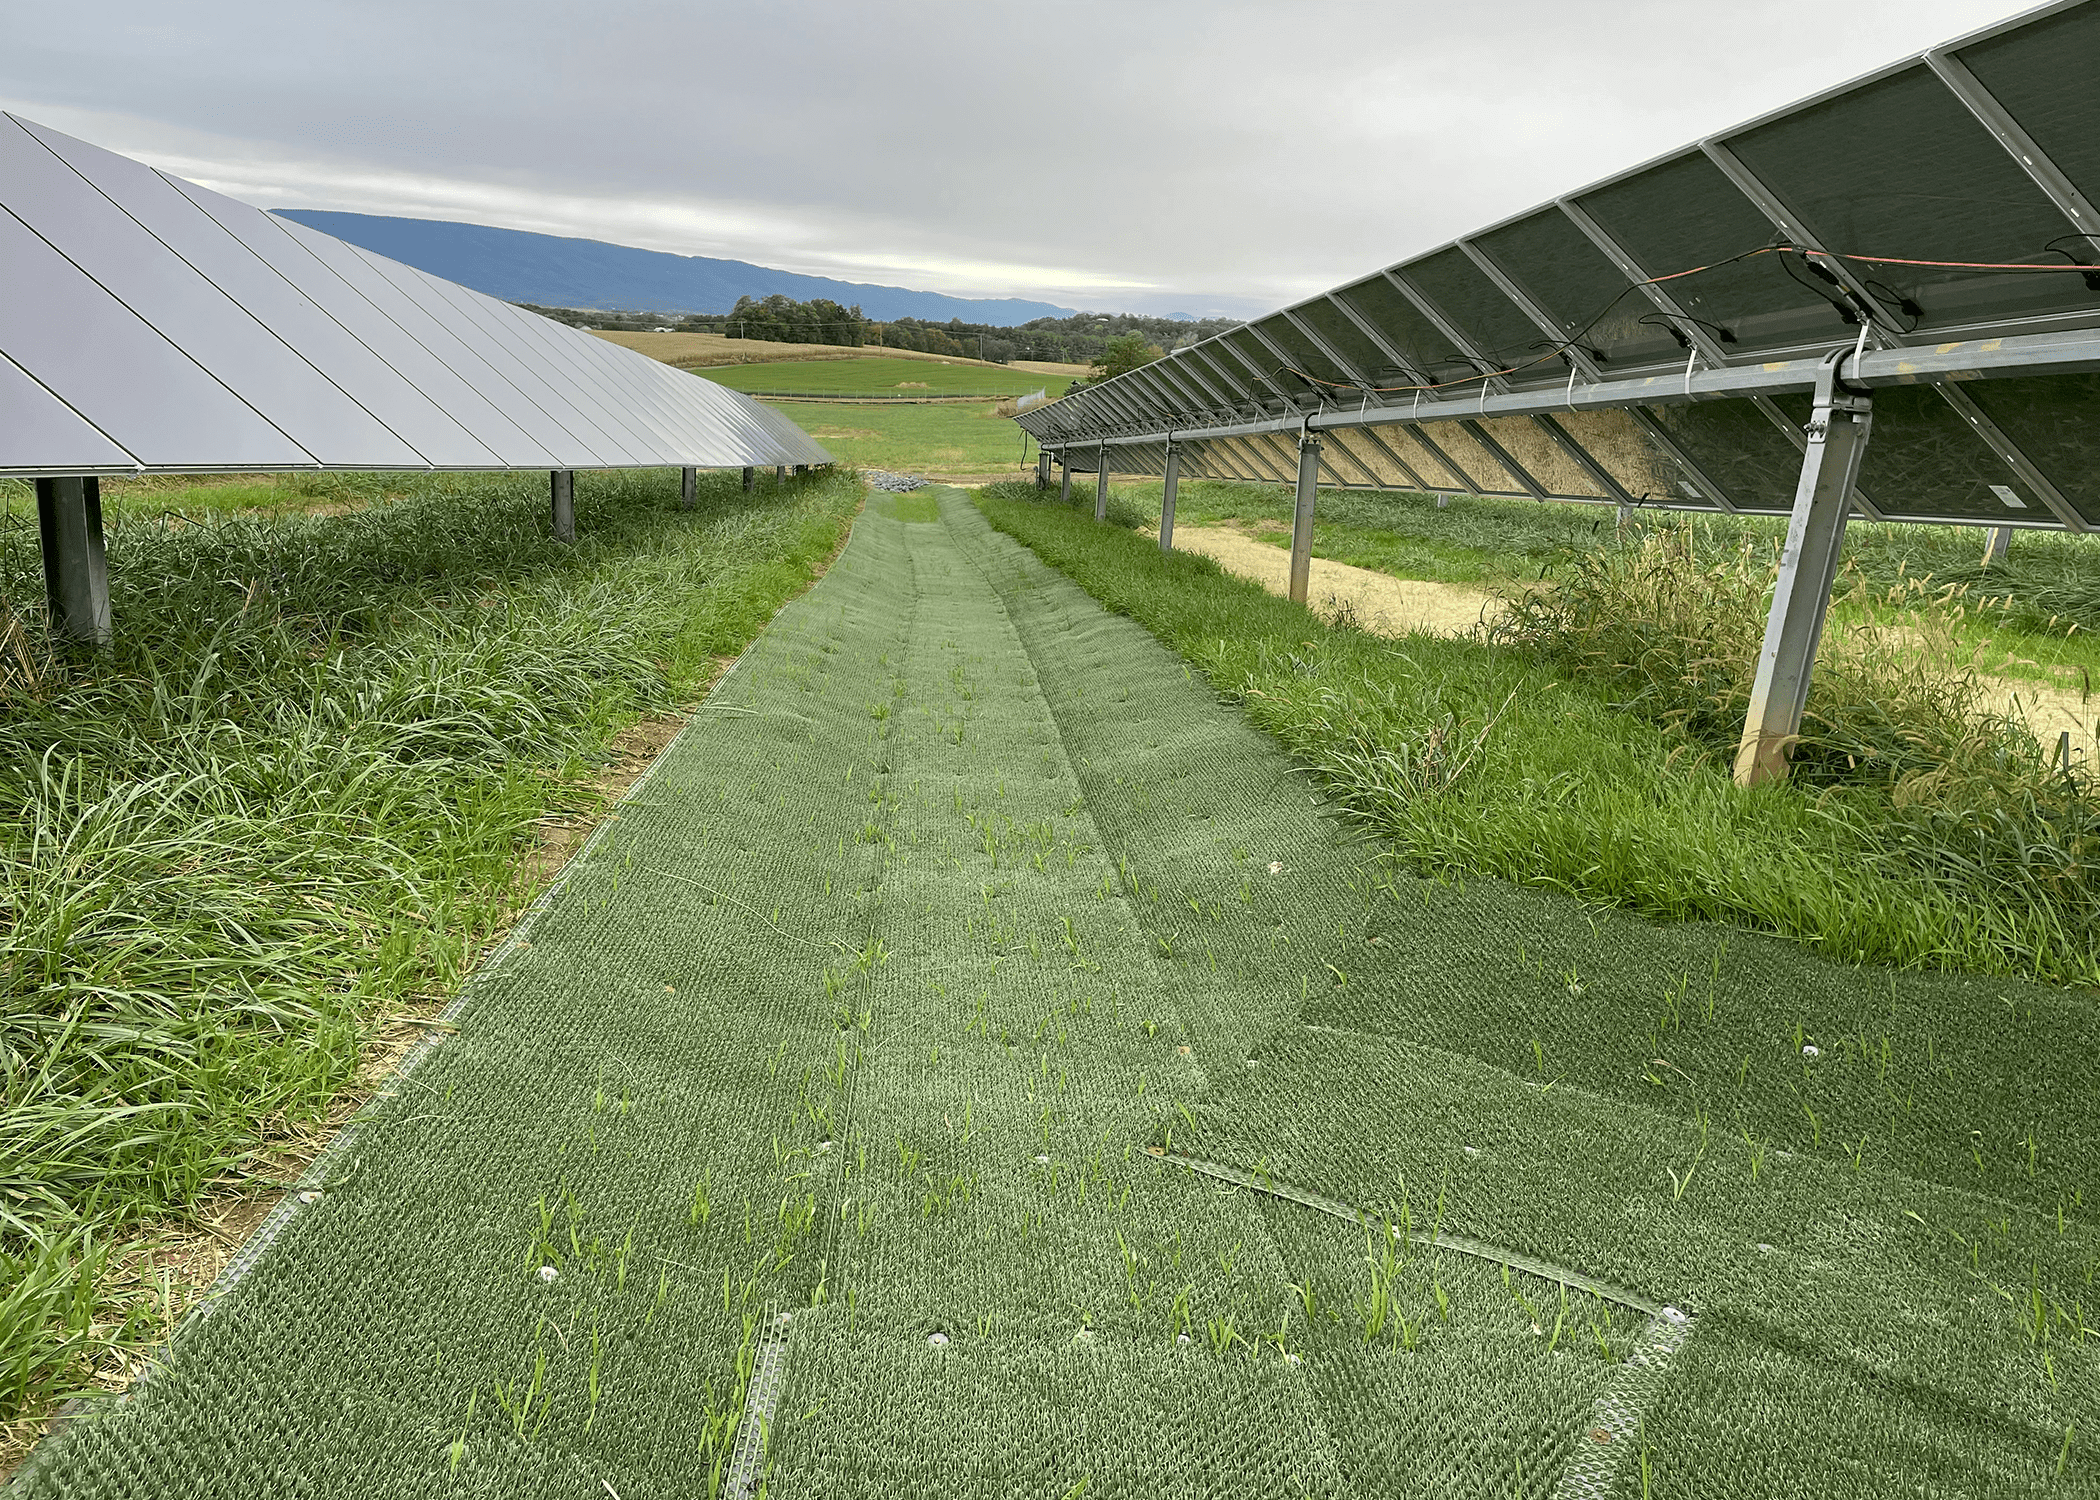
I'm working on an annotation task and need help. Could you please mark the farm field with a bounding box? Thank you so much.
[13,484,2093,1497]
[698,356,1074,400]
[769,399,1044,483]
[592,327,1088,381]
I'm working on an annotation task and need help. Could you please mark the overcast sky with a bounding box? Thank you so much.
[1,0,2045,318]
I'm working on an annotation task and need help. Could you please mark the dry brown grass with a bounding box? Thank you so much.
[591,329,1073,375]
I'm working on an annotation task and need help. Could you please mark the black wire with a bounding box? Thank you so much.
[1777,247,1870,328]
[1861,279,1923,332]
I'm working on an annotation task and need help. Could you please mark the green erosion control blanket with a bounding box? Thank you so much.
[20,488,2093,1497]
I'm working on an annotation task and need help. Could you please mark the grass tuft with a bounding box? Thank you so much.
[975,481,2098,984]
[0,464,862,1441]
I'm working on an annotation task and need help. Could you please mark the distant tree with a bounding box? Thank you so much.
[1087,332,1162,383]
[724,293,868,345]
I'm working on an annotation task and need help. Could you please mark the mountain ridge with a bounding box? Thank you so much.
[272,210,1077,326]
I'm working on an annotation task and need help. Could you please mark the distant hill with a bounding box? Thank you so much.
[272,211,1076,327]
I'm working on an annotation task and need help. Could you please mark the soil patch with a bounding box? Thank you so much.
[1152,522,1503,637]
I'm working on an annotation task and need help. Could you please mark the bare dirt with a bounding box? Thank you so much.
[1171,523,2095,771]
[1152,522,1504,637]
[1978,673,2096,770]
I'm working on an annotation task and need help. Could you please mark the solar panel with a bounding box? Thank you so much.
[1020,0,2100,534]
[0,114,830,478]
[1020,0,2100,784]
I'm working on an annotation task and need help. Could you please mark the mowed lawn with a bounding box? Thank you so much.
[700,356,1073,398]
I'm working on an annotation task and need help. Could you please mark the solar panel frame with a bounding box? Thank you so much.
[11,116,483,471]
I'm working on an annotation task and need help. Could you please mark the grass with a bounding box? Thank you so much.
[0,464,863,1449]
[976,480,2097,986]
[769,399,1043,477]
[12,486,2093,1496]
[699,357,1072,399]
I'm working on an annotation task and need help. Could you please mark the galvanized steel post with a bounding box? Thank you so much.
[36,476,110,646]
[550,469,575,544]
[1095,444,1110,522]
[1059,455,1071,504]
[1036,450,1050,489]
[1734,350,1873,787]
[1982,525,2011,566]
[1160,442,1180,553]
[680,466,696,510]
[742,467,754,493]
[776,466,786,481]
[1290,434,1320,605]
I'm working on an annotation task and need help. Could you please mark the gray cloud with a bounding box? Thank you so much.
[0,0,2038,316]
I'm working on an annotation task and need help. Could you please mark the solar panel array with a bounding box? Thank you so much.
[0,115,829,478]
[1020,0,2100,532]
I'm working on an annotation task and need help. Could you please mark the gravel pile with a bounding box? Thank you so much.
[863,469,926,493]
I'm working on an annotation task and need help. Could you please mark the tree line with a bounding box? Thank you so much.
[519,294,1239,374]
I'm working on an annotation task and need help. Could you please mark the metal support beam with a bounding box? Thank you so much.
[1060,458,1072,503]
[1326,289,1432,385]
[776,466,786,481]
[1380,269,1511,394]
[36,476,110,646]
[550,469,575,544]
[1316,429,1388,488]
[1983,524,2012,567]
[1734,351,1873,787]
[680,466,696,509]
[1189,345,1264,410]
[1926,49,2100,243]
[1532,413,1636,504]
[1161,443,1180,552]
[1342,421,1433,490]
[1459,418,1548,500]
[1290,434,1320,606]
[1036,450,1050,489]
[742,466,754,493]
[1095,446,1111,521]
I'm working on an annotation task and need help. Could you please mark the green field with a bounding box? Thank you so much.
[771,399,1043,477]
[699,356,1074,399]
[18,486,2091,1496]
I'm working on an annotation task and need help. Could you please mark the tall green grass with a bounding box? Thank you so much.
[0,466,862,1439]
[975,481,2098,987]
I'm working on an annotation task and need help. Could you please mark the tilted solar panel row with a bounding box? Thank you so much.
[0,113,830,477]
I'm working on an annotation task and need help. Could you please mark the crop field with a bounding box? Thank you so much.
[699,356,1074,400]
[12,480,2092,1497]
[592,328,1088,382]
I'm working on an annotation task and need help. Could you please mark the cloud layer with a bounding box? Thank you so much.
[1,0,2036,317]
